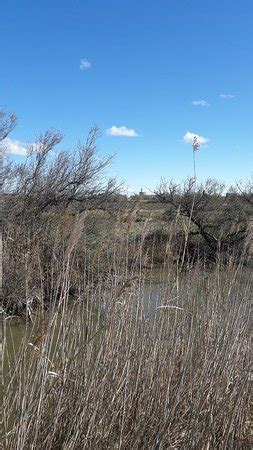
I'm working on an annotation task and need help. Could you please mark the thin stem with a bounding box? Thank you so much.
[193,148,196,181]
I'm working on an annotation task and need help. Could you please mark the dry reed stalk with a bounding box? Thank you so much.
[2,243,251,449]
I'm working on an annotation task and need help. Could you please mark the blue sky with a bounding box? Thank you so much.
[1,0,252,192]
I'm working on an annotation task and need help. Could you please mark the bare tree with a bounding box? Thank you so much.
[0,110,17,303]
[3,121,122,311]
[0,110,17,142]
[235,179,253,206]
[4,125,119,219]
[155,177,252,258]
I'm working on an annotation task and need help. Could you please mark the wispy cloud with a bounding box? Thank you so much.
[4,138,28,156]
[219,93,234,99]
[124,185,135,195]
[192,99,210,106]
[106,125,139,137]
[183,131,209,146]
[80,58,91,70]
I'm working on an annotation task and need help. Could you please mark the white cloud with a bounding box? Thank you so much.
[4,138,28,156]
[126,186,135,194]
[183,131,209,146]
[192,99,209,106]
[80,58,91,70]
[106,125,139,137]
[123,185,136,196]
[4,138,42,155]
[219,93,234,99]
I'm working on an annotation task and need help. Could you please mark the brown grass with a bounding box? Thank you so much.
[2,233,251,449]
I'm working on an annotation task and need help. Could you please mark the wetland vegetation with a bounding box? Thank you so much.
[1,111,252,448]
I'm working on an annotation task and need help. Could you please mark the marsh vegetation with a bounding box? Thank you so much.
[1,112,252,448]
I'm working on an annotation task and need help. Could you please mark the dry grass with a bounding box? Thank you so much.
[2,236,251,449]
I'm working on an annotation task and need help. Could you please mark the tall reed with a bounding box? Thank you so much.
[2,226,251,449]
